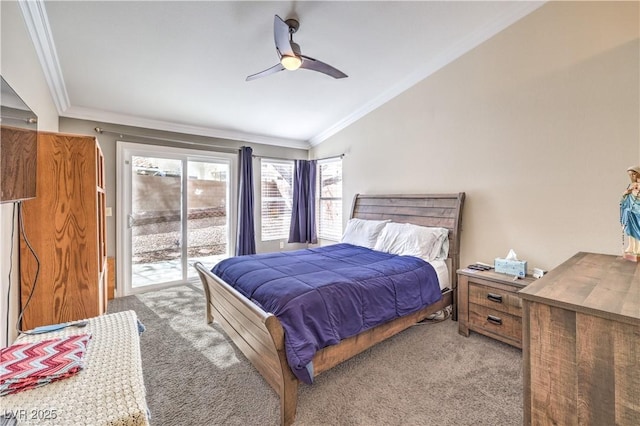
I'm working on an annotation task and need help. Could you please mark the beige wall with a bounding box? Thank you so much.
[1,2,58,131]
[1,1,59,347]
[311,1,639,271]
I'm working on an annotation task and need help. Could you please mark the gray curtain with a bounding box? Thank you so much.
[236,146,256,255]
[288,160,317,244]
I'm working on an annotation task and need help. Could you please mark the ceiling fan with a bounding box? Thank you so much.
[246,15,348,81]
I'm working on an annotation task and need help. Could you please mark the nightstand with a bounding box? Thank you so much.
[457,268,535,348]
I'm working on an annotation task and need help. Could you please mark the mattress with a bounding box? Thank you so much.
[428,259,450,290]
[1,311,149,426]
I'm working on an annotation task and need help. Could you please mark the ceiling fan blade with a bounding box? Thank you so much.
[300,55,348,79]
[274,15,294,57]
[246,63,285,81]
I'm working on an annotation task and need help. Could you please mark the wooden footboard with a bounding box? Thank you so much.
[195,261,453,426]
[194,262,298,426]
[312,290,452,376]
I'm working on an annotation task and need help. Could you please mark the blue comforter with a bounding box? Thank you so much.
[211,243,441,384]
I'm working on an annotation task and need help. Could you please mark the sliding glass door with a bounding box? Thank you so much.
[117,143,236,295]
[130,155,183,286]
[185,160,230,280]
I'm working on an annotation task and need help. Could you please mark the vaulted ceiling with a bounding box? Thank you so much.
[21,1,543,149]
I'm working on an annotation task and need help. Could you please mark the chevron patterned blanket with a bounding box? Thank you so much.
[1,311,149,425]
[0,334,91,396]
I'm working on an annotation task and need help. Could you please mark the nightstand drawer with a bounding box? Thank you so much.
[458,269,533,348]
[468,304,522,343]
[469,282,522,316]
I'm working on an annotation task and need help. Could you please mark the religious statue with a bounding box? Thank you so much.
[620,165,640,261]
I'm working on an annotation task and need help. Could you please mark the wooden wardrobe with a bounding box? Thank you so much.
[19,131,107,329]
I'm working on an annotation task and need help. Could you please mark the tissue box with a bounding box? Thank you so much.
[494,258,527,277]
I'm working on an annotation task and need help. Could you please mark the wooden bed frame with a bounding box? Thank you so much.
[194,193,465,425]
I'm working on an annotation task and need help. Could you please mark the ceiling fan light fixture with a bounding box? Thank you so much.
[246,15,347,81]
[281,55,302,70]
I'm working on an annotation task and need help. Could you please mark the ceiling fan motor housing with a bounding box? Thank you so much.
[285,18,300,33]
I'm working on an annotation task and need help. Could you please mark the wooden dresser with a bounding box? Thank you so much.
[19,132,107,329]
[519,252,639,425]
[458,268,535,348]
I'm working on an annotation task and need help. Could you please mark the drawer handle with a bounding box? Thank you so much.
[487,315,503,326]
[487,293,503,303]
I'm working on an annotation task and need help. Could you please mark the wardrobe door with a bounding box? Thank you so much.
[20,132,105,329]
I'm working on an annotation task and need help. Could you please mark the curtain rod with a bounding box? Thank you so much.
[93,127,344,160]
[93,127,240,153]
[252,154,299,162]
[253,153,344,162]
[316,154,344,162]
[1,115,38,124]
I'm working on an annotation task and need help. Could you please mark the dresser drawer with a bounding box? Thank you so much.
[469,282,522,316]
[468,303,522,343]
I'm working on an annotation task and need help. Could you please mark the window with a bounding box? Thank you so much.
[317,158,343,241]
[261,159,294,240]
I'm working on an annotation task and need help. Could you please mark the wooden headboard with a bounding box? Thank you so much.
[350,193,466,294]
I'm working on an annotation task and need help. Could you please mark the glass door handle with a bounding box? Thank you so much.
[128,214,133,228]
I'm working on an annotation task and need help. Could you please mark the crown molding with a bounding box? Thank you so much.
[62,105,311,150]
[18,0,69,114]
[308,1,546,146]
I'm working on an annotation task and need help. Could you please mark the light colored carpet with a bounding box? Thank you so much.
[108,285,523,426]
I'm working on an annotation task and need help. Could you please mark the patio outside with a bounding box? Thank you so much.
[131,159,228,287]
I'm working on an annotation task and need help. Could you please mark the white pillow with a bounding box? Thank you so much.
[341,218,390,249]
[373,222,449,261]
